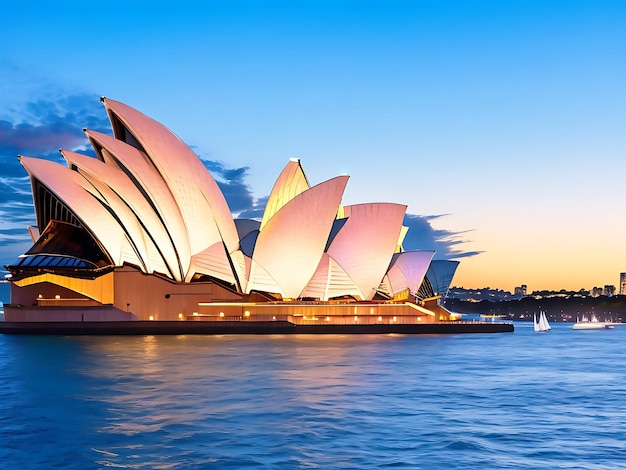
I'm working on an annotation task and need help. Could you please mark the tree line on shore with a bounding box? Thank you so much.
[444,295,626,323]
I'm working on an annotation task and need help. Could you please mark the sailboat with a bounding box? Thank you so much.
[534,311,551,332]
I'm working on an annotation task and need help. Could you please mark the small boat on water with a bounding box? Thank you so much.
[534,311,551,332]
[572,315,614,330]
[572,322,614,330]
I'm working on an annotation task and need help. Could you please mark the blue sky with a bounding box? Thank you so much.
[1,0,625,291]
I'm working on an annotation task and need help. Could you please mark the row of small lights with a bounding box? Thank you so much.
[300,315,407,323]
[36,297,420,324]
[38,295,423,324]
[149,310,256,321]
[145,313,420,322]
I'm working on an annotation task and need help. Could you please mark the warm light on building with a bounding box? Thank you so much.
[2,97,470,331]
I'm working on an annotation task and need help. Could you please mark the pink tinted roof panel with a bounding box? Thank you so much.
[20,156,138,268]
[85,129,190,280]
[250,175,349,298]
[386,250,435,295]
[327,203,407,300]
[62,150,178,279]
[101,99,242,277]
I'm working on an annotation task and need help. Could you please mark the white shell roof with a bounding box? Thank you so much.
[62,149,175,279]
[85,129,190,280]
[260,159,310,230]
[326,203,407,300]
[101,99,244,286]
[249,175,349,298]
[19,156,139,268]
[300,253,362,301]
[385,250,435,295]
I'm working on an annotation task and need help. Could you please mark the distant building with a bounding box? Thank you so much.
[514,285,527,297]
[591,287,603,297]
[604,285,616,297]
[620,273,626,295]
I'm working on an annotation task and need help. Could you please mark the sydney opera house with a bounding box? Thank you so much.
[2,98,512,334]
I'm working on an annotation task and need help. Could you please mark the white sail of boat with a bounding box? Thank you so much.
[534,311,551,332]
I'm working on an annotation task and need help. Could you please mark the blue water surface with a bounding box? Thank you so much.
[0,323,625,469]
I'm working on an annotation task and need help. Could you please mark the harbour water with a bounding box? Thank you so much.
[0,317,625,469]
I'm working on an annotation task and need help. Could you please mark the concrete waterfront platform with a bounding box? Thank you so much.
[0,320,514,335]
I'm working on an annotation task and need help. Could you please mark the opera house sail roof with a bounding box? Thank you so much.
[2,96,483,333]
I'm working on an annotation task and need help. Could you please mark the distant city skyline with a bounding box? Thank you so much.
[462,272,626,295]
[448,281,624,304]
[1,0,625,291]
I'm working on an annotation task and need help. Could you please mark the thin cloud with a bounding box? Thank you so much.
[0,177,33,202]
[0,176,32,196]
[0,94,108,181]
[237,195,269,220]
[402,213,482,259]
[200,158,255,213]
[1,94,107,154]
[0,119,85,153]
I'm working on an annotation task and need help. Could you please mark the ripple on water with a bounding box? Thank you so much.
[0,328,625,469]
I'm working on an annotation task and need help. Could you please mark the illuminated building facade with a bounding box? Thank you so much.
[5,98,463,327]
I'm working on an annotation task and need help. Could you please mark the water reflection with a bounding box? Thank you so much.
[1,328,625,469]
[69,334,425,468]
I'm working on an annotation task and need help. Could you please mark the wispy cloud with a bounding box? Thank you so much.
[403,213,481,259]
[0,94,107,176]
[200,158,256,214]
[237,195,269,220]
[0,176,32,197]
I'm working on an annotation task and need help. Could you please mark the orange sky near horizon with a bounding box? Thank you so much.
[441,210,626,292]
